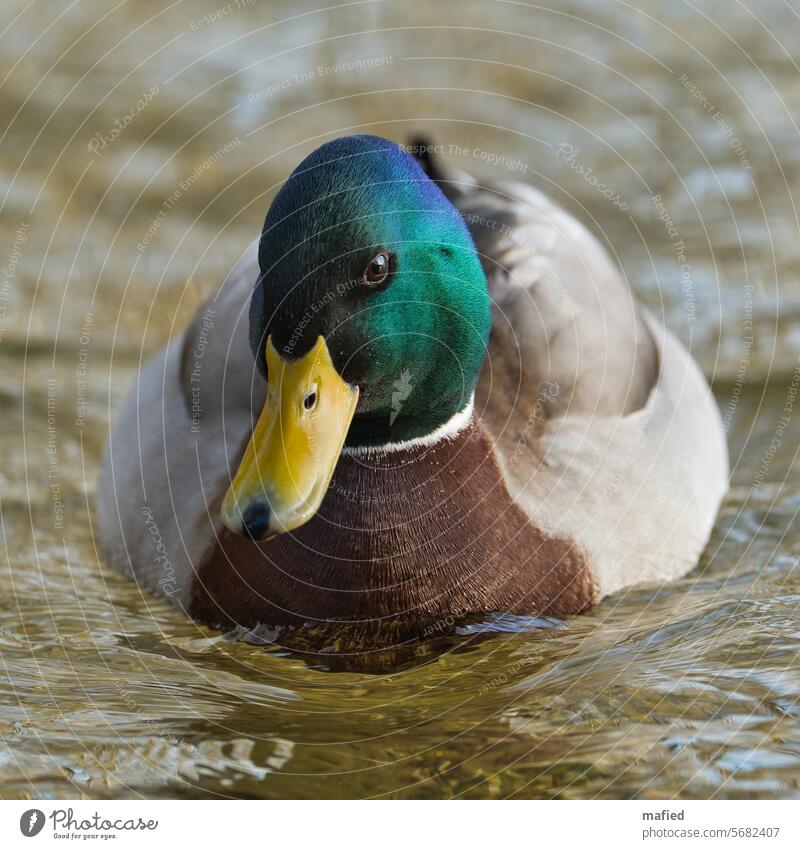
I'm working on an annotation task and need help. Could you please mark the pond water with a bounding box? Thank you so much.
[1,0,799,798]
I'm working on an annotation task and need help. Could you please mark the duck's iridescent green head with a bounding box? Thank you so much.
[223,135,490,540]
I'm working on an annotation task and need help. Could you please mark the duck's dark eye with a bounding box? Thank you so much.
[364,251,390,287]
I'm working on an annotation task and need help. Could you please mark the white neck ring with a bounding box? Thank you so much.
[343,394,475,457]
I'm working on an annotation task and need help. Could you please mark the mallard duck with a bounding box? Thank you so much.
[97,134,729,630]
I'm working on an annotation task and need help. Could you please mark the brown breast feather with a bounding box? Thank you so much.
[189,417,595,629]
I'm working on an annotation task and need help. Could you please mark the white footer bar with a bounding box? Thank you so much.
[2,799,798,848]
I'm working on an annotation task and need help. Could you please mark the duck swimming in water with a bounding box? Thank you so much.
[97,134,729,630]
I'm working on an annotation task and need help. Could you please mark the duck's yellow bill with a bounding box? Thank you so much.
[221,335,359,541]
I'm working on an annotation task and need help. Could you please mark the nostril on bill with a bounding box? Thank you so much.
[241,502,271,541]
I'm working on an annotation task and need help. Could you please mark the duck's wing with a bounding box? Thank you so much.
[433,163,728,599]
[96,245,262,605]
[429,164,658,419]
